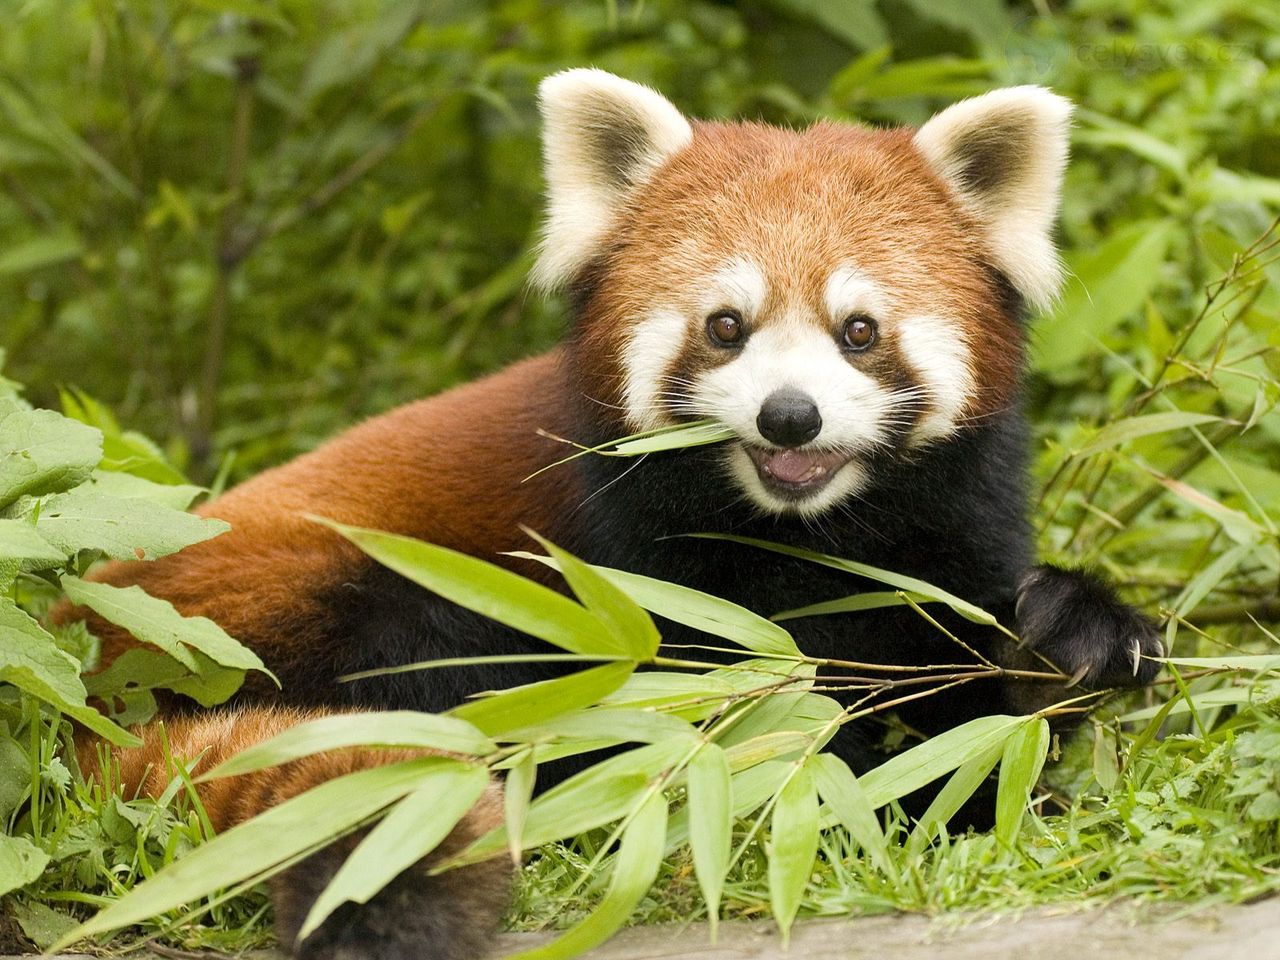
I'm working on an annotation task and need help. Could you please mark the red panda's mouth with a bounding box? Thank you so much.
[743,445,853,497]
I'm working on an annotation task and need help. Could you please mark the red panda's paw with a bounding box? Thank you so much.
[1015,565,1163,690]
[271,833,512,960]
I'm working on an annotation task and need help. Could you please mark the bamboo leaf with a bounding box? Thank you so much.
[504,750,537,866]
[995,717,1051,846]
[450,661,635,736]
[297,761,490,940]
[905,741,1003,855]
[317,519,618,657]
[691,534,1002,628]
[773,590,934,622]
[511,552,799,656]
[810,753,892,875]
[769,763,818,941]
[1073,411,1224,458]
[687,743,732,934]
[201,711,496,780]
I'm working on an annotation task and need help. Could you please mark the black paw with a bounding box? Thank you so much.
[272,833,510,960]
[1015,565,1163,689]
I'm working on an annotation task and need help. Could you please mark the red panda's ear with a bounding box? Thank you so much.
[914,86,1073,312]
[532,69,692,290]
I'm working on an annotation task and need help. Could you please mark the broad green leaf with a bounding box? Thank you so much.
[995,718,1051,846]
[0,598,136,746]
[450,661,635,736]
[83,471,204,510]
[504,789,668,960]
[1035,219,1174,377]
[298,761,490,939]
[772,590,934,622]
[60,389,190,486]
[0,518,64,565]
[0,834,50,898]
[1073,411,1224,458]
[57,757,447,947]
[83,647,245,711]
[318,519,617,657]
[60,576,268,675]
[691,534,1002,628]
[524,531,656,659]
[905,741,1003,855]
[687,743,732,934]
[769,763,818,940]
[810,753,892,875]
[858,715,1025,808]
[0,834,48,901]
[0,401,101,509]
[511,552,798,657]
[32,490,227,561]
[201,711,497,780]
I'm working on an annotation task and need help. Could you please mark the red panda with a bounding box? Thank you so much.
[69,70,1161,960]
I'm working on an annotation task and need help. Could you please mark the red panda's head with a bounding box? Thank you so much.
[535,70,1071,517]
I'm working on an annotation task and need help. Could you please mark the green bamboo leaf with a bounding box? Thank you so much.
[316,519,617,657]
[504,750,537,865]
[810,753,892,875]
[905,741,1004,855]
[298,761,490,940]
[524,420,730,480]
[523,531,656,659]
[453,740,688,865]
[61,576,269,676]
[691,534,1002,628]
[687,743,732,934]
[503,707,699,747]
[504,789,668,960]
[55,757,448,948]
[995,717,1051,846]
[769,763,818,941]
[772,590,934,622]
[858,714,1025,807]
[511,552,798,657]
[201,711,497,780]
[450,661,635,736]
[1073,411,1224,458]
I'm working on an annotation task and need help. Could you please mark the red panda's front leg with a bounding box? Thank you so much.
[77,707,510,960]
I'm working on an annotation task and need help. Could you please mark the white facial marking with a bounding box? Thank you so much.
[704,257,768,318]
[897,316,975,443]
[621,258,769,431]
[824,264,889,321]
[622,308,689,431]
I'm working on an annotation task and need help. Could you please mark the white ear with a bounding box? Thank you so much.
[914,86,1073,311]
[532,69,693,290]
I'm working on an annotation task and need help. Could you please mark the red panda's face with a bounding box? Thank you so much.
[536,72,1072,516]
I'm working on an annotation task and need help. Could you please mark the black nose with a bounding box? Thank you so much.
[756,389,822,447]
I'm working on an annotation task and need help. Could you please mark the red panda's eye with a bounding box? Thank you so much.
[842,315,877,351]
[707,310,744,346]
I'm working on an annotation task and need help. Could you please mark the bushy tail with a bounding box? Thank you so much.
[77,707,510,960]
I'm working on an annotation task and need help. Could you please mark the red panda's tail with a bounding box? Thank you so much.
[77,707,510,960]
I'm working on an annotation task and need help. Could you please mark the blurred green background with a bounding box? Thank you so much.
[1,0,1278,484]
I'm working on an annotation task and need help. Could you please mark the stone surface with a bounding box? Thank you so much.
[8,899,1280,960]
